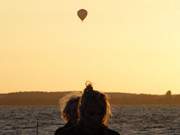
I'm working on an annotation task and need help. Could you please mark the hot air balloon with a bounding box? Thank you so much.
[77,9,88,21]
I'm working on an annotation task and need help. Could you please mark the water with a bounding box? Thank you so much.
[0,105,180,135]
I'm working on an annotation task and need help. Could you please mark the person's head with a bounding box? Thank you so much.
[79,83,112,126]
[59,94,81,123]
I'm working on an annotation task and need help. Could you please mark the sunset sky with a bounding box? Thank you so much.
[0,0,180,94]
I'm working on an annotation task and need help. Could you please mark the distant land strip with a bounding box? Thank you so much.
[0,91,180,105]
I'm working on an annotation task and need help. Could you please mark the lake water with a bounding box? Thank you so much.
[0,105,180,135]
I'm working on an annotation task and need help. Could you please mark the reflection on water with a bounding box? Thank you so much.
[0,105,180,135]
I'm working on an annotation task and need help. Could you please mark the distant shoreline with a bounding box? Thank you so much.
[0,91,180,105]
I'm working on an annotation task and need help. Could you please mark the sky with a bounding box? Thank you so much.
[0,0,180,94]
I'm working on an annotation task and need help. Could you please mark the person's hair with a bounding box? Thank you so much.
[60,95,81,122]
[80,84,112,126]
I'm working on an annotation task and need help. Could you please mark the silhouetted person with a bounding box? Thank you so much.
[56,83,120,135]
[55,95,80,135]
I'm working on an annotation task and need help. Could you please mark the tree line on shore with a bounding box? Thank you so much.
[0,90,179,105]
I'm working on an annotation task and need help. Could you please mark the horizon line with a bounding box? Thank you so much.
[0,90,178,96]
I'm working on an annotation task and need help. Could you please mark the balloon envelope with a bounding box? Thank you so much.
[77,9,88,21]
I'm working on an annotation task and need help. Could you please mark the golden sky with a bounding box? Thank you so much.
[0,0,180,94]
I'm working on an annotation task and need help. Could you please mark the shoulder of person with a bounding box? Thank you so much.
[55,127,64,135]
[105,128,120,135]
[56,125,79,135]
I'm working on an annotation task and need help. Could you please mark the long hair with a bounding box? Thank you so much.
[80,84,112,126]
